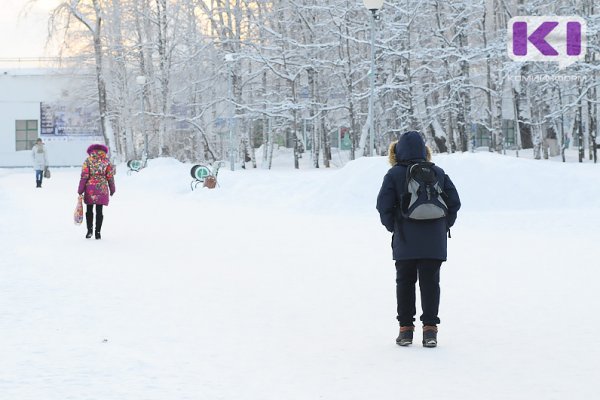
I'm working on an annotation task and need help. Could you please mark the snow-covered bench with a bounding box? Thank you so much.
[190,161,225,190]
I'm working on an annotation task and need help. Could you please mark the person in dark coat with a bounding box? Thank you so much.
[376,131,461,347]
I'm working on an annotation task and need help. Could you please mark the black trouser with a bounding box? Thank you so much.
[85,205,104,232]
[395,259,442,327]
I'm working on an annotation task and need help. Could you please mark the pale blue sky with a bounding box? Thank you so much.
[0,0,60,59]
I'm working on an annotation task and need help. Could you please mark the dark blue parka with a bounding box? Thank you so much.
[376,131,461,261]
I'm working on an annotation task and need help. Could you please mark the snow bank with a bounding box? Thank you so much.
[1,151,599,400]
[117,151,599,215]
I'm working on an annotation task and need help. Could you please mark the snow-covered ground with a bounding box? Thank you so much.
[1,150,599,400]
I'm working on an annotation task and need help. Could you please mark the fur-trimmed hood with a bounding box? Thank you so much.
[388,138,432,166]
[388,141,398,166]
[87,144,109,155]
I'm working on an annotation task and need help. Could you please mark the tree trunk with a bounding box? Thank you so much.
[321,112,331,168]
[577,83,584,163]
[482,9,495,152]
[268,118,275,170]
[513,85,532,150]
[90,2,111,153]
[307,67,319,168]
[155,0,169,156]
[557,87,566,162]
[343,23,357,161]
[456,11,471,153]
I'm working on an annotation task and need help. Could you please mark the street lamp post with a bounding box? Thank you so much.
[136,75,147,159]
[225,54,235,171]
[363,0,383,157]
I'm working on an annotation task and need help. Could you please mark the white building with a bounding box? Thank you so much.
[0,69,103,167]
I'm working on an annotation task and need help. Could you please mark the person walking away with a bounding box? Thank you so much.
[31,138,48,188]
[77,144,116,239]
[376,131,461,347]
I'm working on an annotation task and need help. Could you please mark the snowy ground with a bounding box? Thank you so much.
[1,149,599,400]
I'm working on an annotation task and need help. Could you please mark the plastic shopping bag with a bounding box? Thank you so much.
[74,195,83,225]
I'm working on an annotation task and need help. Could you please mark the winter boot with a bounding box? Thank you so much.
[85,212,94,239]
[95,214,103,240]
[422,325,438,348]
[396,326,415,346]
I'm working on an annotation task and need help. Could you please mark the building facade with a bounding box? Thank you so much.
[0,69,102,167]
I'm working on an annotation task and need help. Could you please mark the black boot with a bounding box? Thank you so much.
[396,326,414,346]
[85,212,93,239]
[423,325,438,348]
[36,180,41,188]
[95,214,103,240]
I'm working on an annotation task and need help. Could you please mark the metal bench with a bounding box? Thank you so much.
[190,160,225,190]
[126,153,148,175]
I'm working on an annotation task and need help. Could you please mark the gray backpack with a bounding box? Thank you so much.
[400,162,448,220]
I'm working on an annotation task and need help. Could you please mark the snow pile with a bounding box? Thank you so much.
[0,152,599,400]
[440,151,600,212]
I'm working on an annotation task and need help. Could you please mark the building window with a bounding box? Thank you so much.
[15,120,38,151]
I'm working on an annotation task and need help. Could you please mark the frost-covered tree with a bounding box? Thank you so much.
[44,0,600,164]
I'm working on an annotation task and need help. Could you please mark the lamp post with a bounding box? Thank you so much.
[363,0,383,157]
[136,75,147,159]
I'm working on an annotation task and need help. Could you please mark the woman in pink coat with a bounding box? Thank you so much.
[77,144,116,239]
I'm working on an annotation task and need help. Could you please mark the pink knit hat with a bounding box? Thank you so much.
[87,144,109,155]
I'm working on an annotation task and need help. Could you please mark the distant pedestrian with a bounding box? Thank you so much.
[377,131,461,348]
[31,138,48,188]
[77,144,116,240]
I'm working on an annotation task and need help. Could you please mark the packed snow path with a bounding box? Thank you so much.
[1,153,599,399]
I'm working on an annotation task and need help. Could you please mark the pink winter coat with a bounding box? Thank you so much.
[77,144,116,206]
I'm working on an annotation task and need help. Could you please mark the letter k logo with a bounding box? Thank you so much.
[508,17,587,69]
[513,21,559,56]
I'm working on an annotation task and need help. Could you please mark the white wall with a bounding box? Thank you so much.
[0,100,39,166]
[0,69,101,167]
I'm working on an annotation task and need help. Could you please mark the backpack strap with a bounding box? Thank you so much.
[394,207,406,242]
[396,162,416,241]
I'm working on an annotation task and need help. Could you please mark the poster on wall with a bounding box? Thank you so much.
[40,102,102,138]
